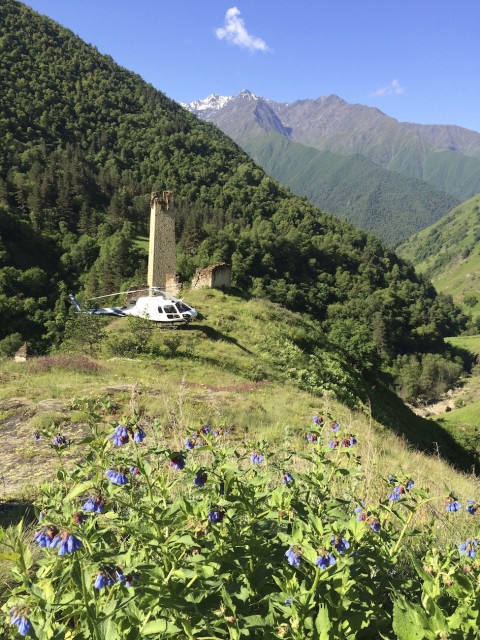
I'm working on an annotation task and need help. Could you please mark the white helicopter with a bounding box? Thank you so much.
[68,288,198,324]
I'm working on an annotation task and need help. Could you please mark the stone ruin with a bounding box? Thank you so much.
[14,342,27,362]
[191,263,232,290]
[146,191,231,295]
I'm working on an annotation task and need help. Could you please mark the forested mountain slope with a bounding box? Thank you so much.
[0,0,467,398]
[243,133,458,246]
[399,194,480,323]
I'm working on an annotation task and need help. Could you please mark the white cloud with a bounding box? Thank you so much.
[370,79,406,97]
[216,7,270,53]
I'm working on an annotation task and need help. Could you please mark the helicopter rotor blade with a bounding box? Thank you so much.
[88,288,158,301]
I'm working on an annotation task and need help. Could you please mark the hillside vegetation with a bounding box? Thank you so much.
[433,335,480,457]
[0,288,478,494]
[0,0,469,413]
[399,194,480,324]
[243,132,458,245]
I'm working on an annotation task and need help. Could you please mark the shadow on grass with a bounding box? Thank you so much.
[0,500,35,528]
[367,382,478,473]
[181,323,253,354]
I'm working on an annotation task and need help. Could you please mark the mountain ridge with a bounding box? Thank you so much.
[184,90,480,203]
[185,90,480,152]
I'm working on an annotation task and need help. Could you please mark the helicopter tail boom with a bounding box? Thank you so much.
[68,294,82,312]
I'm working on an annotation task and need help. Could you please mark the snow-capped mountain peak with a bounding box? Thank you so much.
[183,90,263,113]
[238,89,259,101]
[183,94,234,112]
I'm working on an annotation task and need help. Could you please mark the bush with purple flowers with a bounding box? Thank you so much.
[315,551,336,569]
[169,454,186,470]
[1,405,479,639]
[194,469,208,488]
[105,468,128,485]
[285,547,302,567]
[466,498,478,515]
[445,496,462,512]
[207,508,224,524]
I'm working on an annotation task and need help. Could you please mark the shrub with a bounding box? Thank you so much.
[27,355,102,375]
[1,410,479,638]
[0,333,24,358]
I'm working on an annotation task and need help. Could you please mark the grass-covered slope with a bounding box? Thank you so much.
[0,289,478,495]
[399,194,480,321]
[435,335,480,452]
[243,133,458,246]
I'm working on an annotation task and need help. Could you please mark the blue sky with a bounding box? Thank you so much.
[23,0,480,132]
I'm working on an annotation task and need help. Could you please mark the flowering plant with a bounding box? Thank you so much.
[0,406,478,639]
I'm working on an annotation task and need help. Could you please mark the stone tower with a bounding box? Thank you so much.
[147,191,176,293]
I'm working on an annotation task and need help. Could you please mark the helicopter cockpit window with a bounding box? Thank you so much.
[163,305,176,314]
[160,304,180,319]
[175,301,191,313]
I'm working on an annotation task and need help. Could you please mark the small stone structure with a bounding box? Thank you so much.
[14,342,27,362]
[147,191,176,293]
[191,263,232,290]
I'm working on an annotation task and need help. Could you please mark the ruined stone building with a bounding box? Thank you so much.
[14,342,27,362]
[147,191,231,295]
[191,263,232,290]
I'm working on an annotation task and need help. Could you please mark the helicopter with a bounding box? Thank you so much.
[68,288,198,324]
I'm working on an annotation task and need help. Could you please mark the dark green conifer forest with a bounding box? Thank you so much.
[0,0,468,394]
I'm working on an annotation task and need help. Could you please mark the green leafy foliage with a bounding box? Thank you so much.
[2,405,480,638]
[393,353,464,404]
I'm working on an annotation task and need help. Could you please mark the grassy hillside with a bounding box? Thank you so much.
[243,133,458,246]
[434,335,480,453]
[399,194,480,321]
[1,289,477,499]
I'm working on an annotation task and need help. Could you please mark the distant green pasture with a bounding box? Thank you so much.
[447,334,480,357]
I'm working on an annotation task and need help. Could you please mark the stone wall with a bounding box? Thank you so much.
[191,263,232,290]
